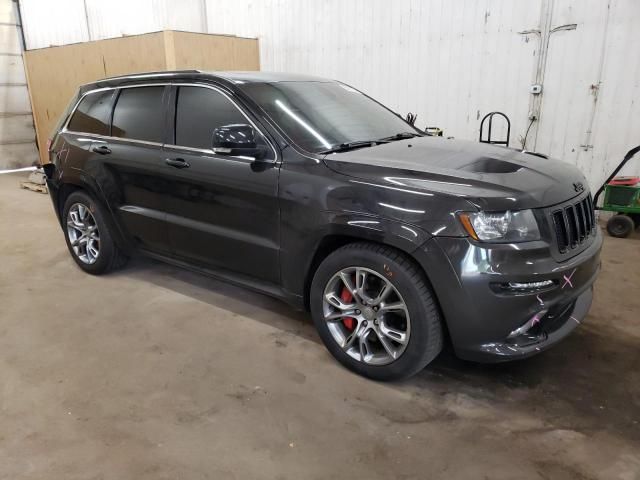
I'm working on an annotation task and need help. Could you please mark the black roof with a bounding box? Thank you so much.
[204,71,330,83]
[83,70,331,92]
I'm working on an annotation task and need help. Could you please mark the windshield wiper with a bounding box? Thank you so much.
[319,139,389,155]
[319,132,419,154]
[377,132,421,142]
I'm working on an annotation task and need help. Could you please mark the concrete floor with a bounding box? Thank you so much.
[1,171,639,480]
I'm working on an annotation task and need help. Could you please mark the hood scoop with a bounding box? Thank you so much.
[459,157,524,174]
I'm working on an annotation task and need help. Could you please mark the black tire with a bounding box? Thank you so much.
[310,242,443,381]
[62,190,128,274]
[606,214,634,238]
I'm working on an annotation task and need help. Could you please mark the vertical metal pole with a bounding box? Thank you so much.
[83,0,92,41]
[202,0,208,33]
[14,0,26,51]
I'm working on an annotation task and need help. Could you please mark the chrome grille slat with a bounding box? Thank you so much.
[575,201,586,242]
[551,194,595,254]
[565,206,578,248]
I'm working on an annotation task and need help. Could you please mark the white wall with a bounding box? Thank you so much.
[19,0,640,190]
[0,0,38,169]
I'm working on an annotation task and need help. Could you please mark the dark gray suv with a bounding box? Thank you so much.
[44,71,602,380]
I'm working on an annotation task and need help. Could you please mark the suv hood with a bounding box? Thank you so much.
[323,136,588,211]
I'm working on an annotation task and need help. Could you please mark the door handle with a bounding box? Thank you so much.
[165,158,190,169]
[92,145,111,155]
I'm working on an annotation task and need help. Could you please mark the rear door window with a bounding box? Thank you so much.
[175,86,247,149]
[67,90,115,135]
[112,86,165,143]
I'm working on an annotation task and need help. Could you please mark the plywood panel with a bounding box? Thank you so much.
[24,31,259,164]
[24,32,167,163]
[170,31,259,71]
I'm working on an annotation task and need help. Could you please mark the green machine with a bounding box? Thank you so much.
[593,145,640,238]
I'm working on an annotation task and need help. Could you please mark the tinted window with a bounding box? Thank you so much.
[175,86,246,149]
[112,86,165,142]
[67,90,115,135]
[240,82,417,153]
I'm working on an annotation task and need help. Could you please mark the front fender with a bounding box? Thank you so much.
[280,209,432,299]
[325,212,431,253]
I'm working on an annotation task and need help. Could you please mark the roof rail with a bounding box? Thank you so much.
[99,70,202,82]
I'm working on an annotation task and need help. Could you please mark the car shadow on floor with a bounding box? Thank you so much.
[117,254,640,444]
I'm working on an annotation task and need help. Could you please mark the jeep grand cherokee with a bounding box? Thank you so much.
[44,71,602,380]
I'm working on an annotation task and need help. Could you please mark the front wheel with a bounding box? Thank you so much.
[310,243,443,381]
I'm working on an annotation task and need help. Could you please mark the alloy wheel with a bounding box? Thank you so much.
[322,267,411,365]
[66,203,100,264]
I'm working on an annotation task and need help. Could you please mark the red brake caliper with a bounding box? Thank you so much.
[340,285,356,331]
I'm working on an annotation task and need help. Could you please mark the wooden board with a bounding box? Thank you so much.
[168,31,260,71]
[20,181,47,194]
[23,31,167,164]
[23,31,259,164]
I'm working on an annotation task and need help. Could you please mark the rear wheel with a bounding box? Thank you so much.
[606,214,634,238]
[62,190,128,274]
[310,242,443,381]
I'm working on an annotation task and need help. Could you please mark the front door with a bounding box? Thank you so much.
[163,84,281,284]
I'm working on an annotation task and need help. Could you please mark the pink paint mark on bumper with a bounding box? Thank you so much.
[562,269,577,289]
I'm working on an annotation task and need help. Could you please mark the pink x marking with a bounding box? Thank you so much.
[562,269,576,289]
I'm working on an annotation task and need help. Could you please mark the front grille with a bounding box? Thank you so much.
[551,195,595,254]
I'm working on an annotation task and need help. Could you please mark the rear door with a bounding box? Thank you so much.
[80,85,172,254]
[162,84,281,283]
[101,85,174,253]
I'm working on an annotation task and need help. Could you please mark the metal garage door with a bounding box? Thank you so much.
[0,0,38,169]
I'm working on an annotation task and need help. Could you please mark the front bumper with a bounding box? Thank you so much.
[415,228,602,362]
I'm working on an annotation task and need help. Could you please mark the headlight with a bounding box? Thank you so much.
[458,210,540,242]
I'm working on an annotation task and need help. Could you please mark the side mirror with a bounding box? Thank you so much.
[212,124,266,159]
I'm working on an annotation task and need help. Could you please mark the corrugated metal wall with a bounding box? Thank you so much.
[19,0,640,189]
[0,0,37,169]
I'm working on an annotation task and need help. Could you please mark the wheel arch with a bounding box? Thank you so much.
[302,232,440,316]
[302,233,454,357]
[55,178,130,252]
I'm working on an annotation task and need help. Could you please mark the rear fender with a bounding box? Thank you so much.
[50,167,132,253]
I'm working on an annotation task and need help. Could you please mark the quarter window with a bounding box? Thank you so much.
[67,90,115,135]
[175,86,249,149]
[112,86,165,143]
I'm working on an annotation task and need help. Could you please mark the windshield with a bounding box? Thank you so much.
[239,81,419,153]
